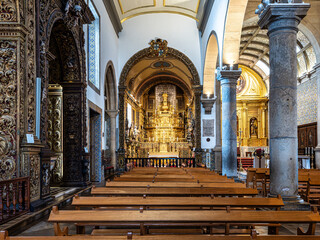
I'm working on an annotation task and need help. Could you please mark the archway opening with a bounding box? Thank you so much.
[117,41,202,169]
[46,20,87,185]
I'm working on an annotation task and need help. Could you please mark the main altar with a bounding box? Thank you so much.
[124,83,194,159]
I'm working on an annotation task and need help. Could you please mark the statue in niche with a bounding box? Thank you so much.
[250,117,258,137]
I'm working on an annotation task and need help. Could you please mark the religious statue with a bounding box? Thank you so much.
[250,117,258,137]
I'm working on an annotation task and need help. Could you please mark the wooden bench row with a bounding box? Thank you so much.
[47,206,320,236]
[72,195,284,210]
[91,186,258,197]
[106,181,246,188]
[2,230,320,240]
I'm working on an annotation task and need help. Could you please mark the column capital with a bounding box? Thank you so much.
[201,96,217,115]
[106,110,119,118]
[192,85,203,95]
[258,3,310,31]
[218,69,242,84]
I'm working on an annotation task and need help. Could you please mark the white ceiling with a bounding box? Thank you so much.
[113,0,204,23]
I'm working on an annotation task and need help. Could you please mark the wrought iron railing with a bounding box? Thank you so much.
[0,177,30,224]
[125,158,195,170]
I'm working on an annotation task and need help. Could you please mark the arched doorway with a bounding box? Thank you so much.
[39,2,92,187]
[117,40,202,170]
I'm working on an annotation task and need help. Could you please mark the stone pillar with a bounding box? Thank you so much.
[314,64,320,168]
[214,80,222,172]
[106,110,118,168]
[218,68,242,177]
[258,3,310,198]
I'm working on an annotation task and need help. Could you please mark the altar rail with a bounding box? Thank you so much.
[0,177,30,224]
[125,158,195,169]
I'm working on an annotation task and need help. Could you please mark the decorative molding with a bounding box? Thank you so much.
[198,0,215,35]
[102,0,122,37]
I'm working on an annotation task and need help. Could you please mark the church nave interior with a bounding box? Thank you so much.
[1,0,320,238]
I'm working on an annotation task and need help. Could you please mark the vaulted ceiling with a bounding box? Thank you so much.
[111,0,207,23]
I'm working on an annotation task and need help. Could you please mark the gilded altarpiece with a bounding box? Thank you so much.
[118,45,203,170]
[236,65,269,151]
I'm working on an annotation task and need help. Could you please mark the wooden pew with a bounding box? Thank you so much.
[2,230,320,239]
[299,174,320,196]
[114,177,198,182]
[105,181,246,188]
[47,206,320,236]
[91,186,258,197]
[114,177,234,183]
[303,179,320,204]
[71,195,284,210]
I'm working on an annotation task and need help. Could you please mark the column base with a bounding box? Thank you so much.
[270,195,310,211]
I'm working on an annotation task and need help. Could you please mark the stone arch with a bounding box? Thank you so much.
[119,47,200,87]
[105,61,118,111]
[135,75,193,101]
[203,31,219,96]
[117,46,202,170]
[39,0,94,186]
[223,0,249,64]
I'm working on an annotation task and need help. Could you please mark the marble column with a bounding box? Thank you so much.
[258,3,310,198]
[314,64,320,169]
[218,69,242,177]
[106,110,118,169]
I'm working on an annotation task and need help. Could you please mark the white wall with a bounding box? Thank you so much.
[86,0,120,148]
[200,0,229,150]
[118,13,202,79]
[200,0,229,73]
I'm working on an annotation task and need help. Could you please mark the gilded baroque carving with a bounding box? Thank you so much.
[26,0,36,133]
[0,0,17,22]
[48,88,63,183]
[29,154,40,201]
[0,40,17,181]
[37,0,93,184]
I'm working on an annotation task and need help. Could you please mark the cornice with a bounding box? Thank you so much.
[103,0,122,37]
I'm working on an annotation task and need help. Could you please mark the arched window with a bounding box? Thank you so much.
[88,1,100,91]
[297,31,316,77]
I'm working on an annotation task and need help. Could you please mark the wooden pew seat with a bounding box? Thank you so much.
[48,207,320,236]
[91,187,258,197]
[71,195,284,210]
[2,230,320,240]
